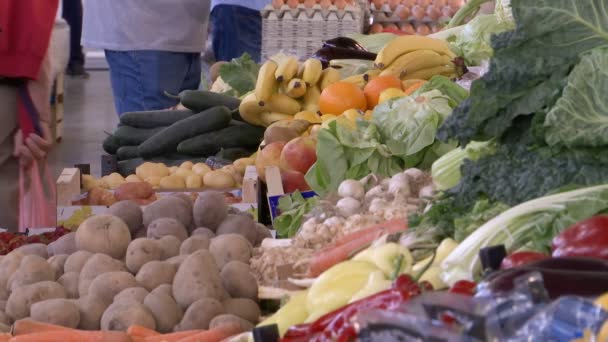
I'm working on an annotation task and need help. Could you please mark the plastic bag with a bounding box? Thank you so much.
[19,159,56,231]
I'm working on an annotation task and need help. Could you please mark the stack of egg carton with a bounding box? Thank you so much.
[261,3,366,61]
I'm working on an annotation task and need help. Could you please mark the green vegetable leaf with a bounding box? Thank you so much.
[218,53,260,97]
[414,76,469,107]
[544,47,608,147]
[274,191,319,238]
[453,199,510,241]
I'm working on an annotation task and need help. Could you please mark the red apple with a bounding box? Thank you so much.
[281,170,311,193]
[255,141,286,182]
[279,137,317,174]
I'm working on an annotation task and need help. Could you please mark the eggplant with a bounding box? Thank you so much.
[323,37,368,51]
[483,257,608,299]
[312,46,377,68]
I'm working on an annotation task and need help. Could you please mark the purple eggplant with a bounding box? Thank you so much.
[312,46,377,68]
[323,37,368,52]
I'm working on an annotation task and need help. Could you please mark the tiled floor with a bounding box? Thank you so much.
[48,71,118,178]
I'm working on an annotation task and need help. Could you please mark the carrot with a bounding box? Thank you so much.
[403,80,426,96]
[128,325,160,338]
[175,324,242,342]
[12,319,70,335]
[8,330,132,342]
[144,330,204,342]
[308,218,407,277]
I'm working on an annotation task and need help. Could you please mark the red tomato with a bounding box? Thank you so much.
[500,251,549,269]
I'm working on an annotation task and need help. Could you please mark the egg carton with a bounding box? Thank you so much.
[261,3,366,61]
[369,2,458,24]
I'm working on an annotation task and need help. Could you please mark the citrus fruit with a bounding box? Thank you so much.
[319,82,367,115]
[378,87,406,104]
[363,75,402,109]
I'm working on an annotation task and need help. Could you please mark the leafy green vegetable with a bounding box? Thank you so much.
[544,47,608,148]
[441,184,608,285]
[431,140,496,191]
[414,76,469,107]
[273,191,319,238]
[452,199,510,242]
[218,53,260,97]
[438,0,608,146]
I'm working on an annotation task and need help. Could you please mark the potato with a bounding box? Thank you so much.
[169,166,179,174]
[6,281,66,320]
[125,175,142,182]
[166,255,187,268]
[209,314,254,333]
[220,261,258,301]
[223,298,261,323]
[47,254,69,278]
[104,172,126,190]
[186,175,202,188]
[217,215,257,245]
[175,168,196,180]
[134,227,147,239]
[147,218,188,242]
[209,234,252,269]
[89,272,138,303]
[172,250,224,308]
[16,243,48,259]
[157,235,181,260]
[64,251,93,273]
[47,233,76,256]
[143,291,183,333]
[255,223,273,247]
[77,294,110,330]
[82,174,97,191]
[114,287,149,304]
[221,165,243,185]
[0,251,24,289]
[192,163,211,177]
[0,311,10,326]
[75,215,132,259]
[8,255,55,291]
[193,192,228,232]
[151,284,172,298]
[106,200,143,233]
[136,162,169,180]
[101,301,156,331]
[126,238,163,274]
[0,300,6,311]
[180,161,194,170]
[172,193,194,212]
[0,288,7,301]
[143,197,192,229]
[160,175,186,189]
[179,236,210,255]
[174,298,224,331]
[203,170,234,189]
[136,261,176,292]
[191,227,216,240]
[79,254,128,297]
[114,182,154,201]
[145,176,161,188]
[31,298,80,328]
[233,158,254,175]
[58,272,79,299]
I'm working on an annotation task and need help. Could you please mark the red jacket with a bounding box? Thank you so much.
[0,0,59,80]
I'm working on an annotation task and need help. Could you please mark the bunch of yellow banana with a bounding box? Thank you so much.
[239,54,342,127]
[374,36,458,80]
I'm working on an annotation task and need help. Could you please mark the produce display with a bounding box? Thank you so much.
[368,0,465,35]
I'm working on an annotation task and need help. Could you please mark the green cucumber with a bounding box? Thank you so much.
[116,146,139,161]
[137,106,232,158]
[120,109,194,128]
[168,90,241,112]
[215,147,256,161]
[113,126,165,146]
[102,135,120,154]
[177,123,265,156]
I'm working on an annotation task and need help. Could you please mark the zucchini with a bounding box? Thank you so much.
[116,146,139,160]
[102,135,120,154]
[171,90,241,112]
[177,123,265,156]
[215,147,256,161]
[113,126,165,146]
[137,106,232,158]
[120,109,194,128]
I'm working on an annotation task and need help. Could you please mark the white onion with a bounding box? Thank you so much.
[388,173,411,196]
[338,179,365,200]
[336,197,361,217]
[365,185,386,200]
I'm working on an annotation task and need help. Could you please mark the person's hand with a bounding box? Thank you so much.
[13,123,52,168]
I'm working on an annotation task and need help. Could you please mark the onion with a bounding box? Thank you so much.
[369,198,388,214]
[419,185,435,198]
[336,197,362,217]
[403,168,424,182]
[338,179,365,200]
[365,185,386,200]
[388,173,411,196]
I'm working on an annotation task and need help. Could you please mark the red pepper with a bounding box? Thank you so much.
[552,215,608,259]
[448,280,477,296]
[500,251,549,269]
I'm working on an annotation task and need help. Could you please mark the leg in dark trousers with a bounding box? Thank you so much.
[62,0,88,77]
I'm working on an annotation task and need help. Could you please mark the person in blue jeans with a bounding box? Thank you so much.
[82,1,210,116]
[211,1,268,63]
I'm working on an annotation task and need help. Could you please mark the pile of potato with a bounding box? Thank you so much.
[0,192,271,334]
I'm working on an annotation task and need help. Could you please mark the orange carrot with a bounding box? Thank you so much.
[144,330,204,342]
[12,319,70,335]
[128,325,160,338]
[8,330,132,342]
[403,80,426,96]
[175,324,242,342]
[308,218,408,277]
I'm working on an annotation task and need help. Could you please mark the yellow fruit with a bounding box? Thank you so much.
[260,112,294,126]
[275,56,299,82]
[238,93,266,126]
[302,58,323,85]
[364,110,373,121]
[595,292,608,311]
[378,87,406,104]
[263,93,301,115]
[598,320,608,342]
[284,78,307,98]
[254,60,278,103]
[374,35,456,69]
[302,85,321,113]
[320,114,338,122]
[342,109,364,123]
[319,67,342,90]
[402,64,456,80]
[294,110,322,123]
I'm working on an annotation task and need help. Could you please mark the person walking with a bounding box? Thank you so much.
[63,0,89,77]
[0,0,58,231]
[82,1,211,116]
[210,1,268,63]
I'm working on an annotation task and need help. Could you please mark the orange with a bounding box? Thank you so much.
[403,80,427,96]
[319,81,367,115]
[363,75,403,109]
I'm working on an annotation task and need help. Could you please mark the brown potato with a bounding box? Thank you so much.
[125,238,163,274]
[209,234,252,269]
[222,298,261,323]
[172,250,224,308]
[220,261,258,301]
[114,182,154,201]
[136,261,177,292]
[30,298,80,328]
[174,298,223,331]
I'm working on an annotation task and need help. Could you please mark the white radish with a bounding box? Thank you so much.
[336,197,361,217]
[338,179,365,200]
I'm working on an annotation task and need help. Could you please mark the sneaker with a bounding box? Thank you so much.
[66,64,90,78]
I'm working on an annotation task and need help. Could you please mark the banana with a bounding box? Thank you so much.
[238,93,266,127]
[402,64,456,81]
[284,78,307,98]
[319,67,341,90]
[260,112,294,126]
[302,85,321,113]
[263,93,301,115]
[275,56,299,82]
[380,50,450,78]
[374,36,457,69]
[294,110,322,123]
[302,58,323,86]
[340,73,367,88]
[363,69,381,82]
[254,60,278,105]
